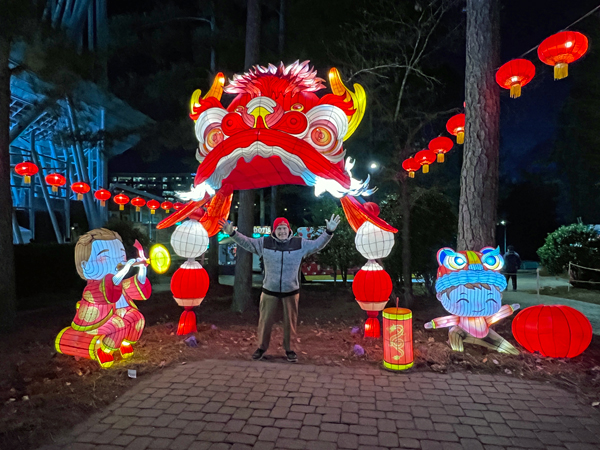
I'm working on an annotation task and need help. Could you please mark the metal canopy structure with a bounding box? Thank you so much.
[10,0,150,244]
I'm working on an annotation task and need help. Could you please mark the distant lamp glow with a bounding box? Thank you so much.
[370,162,378,169]
[71,181,90,201]
[147,199,160,214]
[15,162,38,184]
[45,173,66,192]
[94,189,111,206]
[114,193,130,210]
[131,197,146,212]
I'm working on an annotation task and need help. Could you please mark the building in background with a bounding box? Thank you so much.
[110,173,195,201]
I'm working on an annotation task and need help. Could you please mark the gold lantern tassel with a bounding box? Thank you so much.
[100,200,106,207]
[422,164,429,174]
[457,131,464,144]
[77,194,83,201]
[165,209,170,213]
[119,205,124,211]
[136,206,140,212]
[437,153,445,163]
[51,186,58,193]
[24,175,31,184]
[409,172,415,179]
[151,210,155,215]
[554,63,568,80]
[510,83,522,98]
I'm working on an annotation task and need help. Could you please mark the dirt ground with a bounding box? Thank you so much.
[1,282,600,450]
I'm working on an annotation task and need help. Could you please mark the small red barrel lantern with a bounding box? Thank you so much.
[428,136,454,163]
[45,173,66,192]
[402,157,421,178]
[353,264,393,338]
[414,149,436,174]
[538,31,588,80]
[15,162,38,184]
[147,199,160,214]
[496,59,535,98]
[512,304,592,358]
[383,308,414,371]
[446,113,466,144]
[114,193,130,210]
[161,201,174,213]
[131,197,146,212]
[94,189,111,206]
[171,261,210,335]
[71,181,90,201]
[173,202,185,211]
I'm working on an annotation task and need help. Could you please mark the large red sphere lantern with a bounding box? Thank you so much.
[512,305,592,358]
[402,157,421,178]
[71,181,90,201]
[94,189,111,206]
[147,199,160,214]
[414,149,436,174]
[114,193,130,210]
[45,173,66,192]
[428,136,454,163]
[496,59,535,99]
[171,262,210,335]
[15,162,38,184]
[538,31,588,80]
[446,114,465,144]
[131,197,146,212]
[161,201,174,213]
[352,263,393,338]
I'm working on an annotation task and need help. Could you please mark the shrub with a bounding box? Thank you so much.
[537,223,600,275]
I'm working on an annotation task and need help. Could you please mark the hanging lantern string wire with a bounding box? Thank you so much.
[512,4,600,62]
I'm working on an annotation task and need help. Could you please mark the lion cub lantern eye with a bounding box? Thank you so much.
[206,128,224,149]
[483,255,502,270]
[311,127,333,146]
[444,255,467,270]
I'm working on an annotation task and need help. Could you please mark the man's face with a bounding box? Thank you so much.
[275,224,290,240]
[81,239,127,280]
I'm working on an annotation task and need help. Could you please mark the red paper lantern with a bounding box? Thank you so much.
[383,308,414,371]
[428,136,454,163]
[512,305,592,358]
[538,31,588,80]
[161,201,174,213]
[147,199,160,214]
[353,267,393,338]
[15,162,38,184]
[94,189,111,207]
[114,193,130,210]
[131,197,146,212]
[414,149,436,174]
[496,59,535,99]
[173,202,185,211]
[45,173,66,192]
[446,114,466,144]
[171,262,210,335]
[402,158,421,178]
[71,181,90,201]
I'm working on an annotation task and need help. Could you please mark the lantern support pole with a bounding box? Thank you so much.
[12,210,24,244]
[28,131,36,242]
[30,139,64,244]
[64,152,71,242]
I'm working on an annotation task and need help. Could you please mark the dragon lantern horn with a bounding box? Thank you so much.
[189,72,226,115]
[328,68,366,141]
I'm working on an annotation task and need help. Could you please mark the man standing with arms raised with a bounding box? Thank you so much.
[219,214,340,362]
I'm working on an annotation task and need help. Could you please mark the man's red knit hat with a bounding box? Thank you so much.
[273,217,291,232]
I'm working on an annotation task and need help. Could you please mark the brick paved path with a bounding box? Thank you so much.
[39,359,600,450]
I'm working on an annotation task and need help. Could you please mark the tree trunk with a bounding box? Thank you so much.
[206,234,219,284]
[232,0,261,313]
[457,0,500,250]
[399,172,414,307]
[0,38,17,332]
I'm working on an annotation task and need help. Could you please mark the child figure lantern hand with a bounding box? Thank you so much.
[55,229,152,368]
[424,247,520,355]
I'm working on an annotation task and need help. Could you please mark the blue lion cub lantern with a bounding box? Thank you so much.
[424,247,520,354]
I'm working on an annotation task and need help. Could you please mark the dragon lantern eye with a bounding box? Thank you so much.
[291,103,304,112]
[482,255,503,271]
[443,255,468,270]
[206,127,224,149]
[311,127,333,147]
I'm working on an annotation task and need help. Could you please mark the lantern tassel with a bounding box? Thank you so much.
[151,210,155,215]
[408,172,415,179]
[52,186,58,193]
[436,153,444,163]
[422,164,429,174]
[77,194,83,201]
[177,307,197,335]
[24,175,31,184]
[100,200,106,207]
[119,205,124,211]
[510,83,521,98]
[554,63,568,80]
[457,131,464,144]
[364,311,381,338]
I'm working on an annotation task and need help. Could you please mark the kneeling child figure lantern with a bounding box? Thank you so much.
[425,247,520,354]
[55,229,151,368]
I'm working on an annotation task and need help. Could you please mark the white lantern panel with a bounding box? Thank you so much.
[171,219,209,258]
[355,221,394,260]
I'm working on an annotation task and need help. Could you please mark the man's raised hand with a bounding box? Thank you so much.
[325,214,341,233]
[219,219,235,235]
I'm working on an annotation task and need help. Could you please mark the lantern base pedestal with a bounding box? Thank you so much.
[177,308,197,335]
[382,360,414,372]
[364,312,381,338]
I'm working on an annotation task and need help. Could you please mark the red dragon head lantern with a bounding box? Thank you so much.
[186,61,369,200]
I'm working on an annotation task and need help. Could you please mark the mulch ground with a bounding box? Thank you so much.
[1,282,599,450]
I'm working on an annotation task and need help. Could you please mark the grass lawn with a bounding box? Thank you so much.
[533,285,600,306]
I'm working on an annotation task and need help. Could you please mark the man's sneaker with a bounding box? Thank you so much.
[252,348,266,361]
[286,351,298,363]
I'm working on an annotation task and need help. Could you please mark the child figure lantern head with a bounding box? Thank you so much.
[75,228,126,280]
[435,247,507,316]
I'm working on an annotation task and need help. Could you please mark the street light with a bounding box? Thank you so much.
[370,162,378,169]
[499,220,507,254]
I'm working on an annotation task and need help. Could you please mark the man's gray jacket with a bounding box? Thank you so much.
[229,229,333,296]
